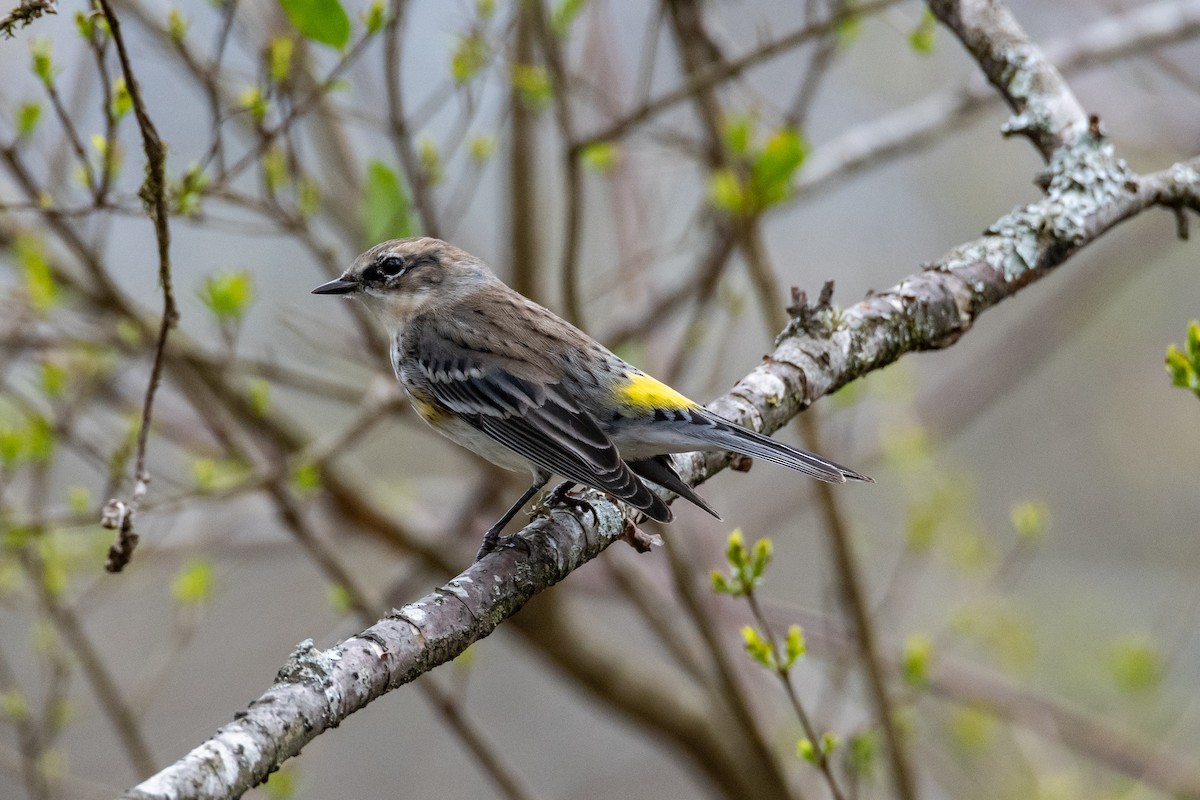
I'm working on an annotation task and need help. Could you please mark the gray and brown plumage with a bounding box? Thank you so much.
[314,237,870,557]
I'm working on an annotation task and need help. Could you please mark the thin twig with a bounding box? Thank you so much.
[385,0,441,238]
[95,0,177,573]
[743,590,847,800]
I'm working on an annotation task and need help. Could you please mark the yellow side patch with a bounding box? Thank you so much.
[411,394,451,425]
[617,372,698,412]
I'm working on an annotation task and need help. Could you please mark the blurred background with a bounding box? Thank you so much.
[0,0,1198,798]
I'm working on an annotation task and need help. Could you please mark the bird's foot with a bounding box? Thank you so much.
[475,524,505,561]
[545,481,598,524]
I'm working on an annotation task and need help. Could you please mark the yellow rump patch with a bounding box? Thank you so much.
[617,372,698,412]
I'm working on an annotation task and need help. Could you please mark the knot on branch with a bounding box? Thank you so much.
[781,281,839,342]
[275,639,333,686]
[102,476,146,573]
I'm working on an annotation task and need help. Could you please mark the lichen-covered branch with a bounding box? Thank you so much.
[928,0,1089,156]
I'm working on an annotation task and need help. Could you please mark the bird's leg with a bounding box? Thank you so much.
[476,471,550,560]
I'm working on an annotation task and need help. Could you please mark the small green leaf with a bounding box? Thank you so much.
[15,232,57,311]
[0,427,23,465]
[278,0,350,49]
[363,2,386,34]
[448,646,477,673]
[845,730,879,777]
[240,86,268,124]
[835,15,862,47]
[784,624,806,668]
[511,64,552,109]
[901,632,932,686]
[75,11,94,39]
[708,169,746,216]
[26,416,53,462]
[191,458,250,492]
[725,528,747,571]
[551,0,586,37]
[1166,321,1200,397]
[111,77,132,120]
[1166,344,1191,387]
[0,690,28,721]
[268,37,295,84]
[468,134,496,164]
[751,128,807,208]
[748,537,772,582]
[115,319,143,345]
[16,102,41,137]
[327,584,353,615]
[39,361,66,398]
[581,142,617,173]
[362,160,413,243]
[741,625,774,669]
[908,9,937,55]
[168,8,188,41]
[1009,499,1049,541]
[191,458,216,490]
[262,147,288,191]
[67,486,91,514]
[248,378,271,417]
[1108,634,1162,693]
[710,569,731,595]
[175,164,210,217]
[797,737,816,763]
[949,707,994,752]
[198,271,254,321]
[30,38,55,85]
[722,115,754,156]
[451,32,489,84]
[291,461,321,495]
[172,559,216,605]
[262,765,298,800]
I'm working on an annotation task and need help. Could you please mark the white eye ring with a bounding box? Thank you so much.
[379,256,406,278]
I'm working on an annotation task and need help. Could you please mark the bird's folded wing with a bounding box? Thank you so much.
[409,324,670,520]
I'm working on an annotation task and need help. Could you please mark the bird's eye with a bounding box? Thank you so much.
[378,255,406,278]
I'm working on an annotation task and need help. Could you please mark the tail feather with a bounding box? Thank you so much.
[627,455,722,519]
[700,410,872,484]
[622,474,673,523]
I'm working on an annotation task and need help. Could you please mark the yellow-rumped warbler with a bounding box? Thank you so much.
[314,237,870,557]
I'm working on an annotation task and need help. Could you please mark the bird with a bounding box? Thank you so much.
[313,237,870,558]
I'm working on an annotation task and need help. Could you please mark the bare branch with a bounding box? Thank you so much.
[96,0,177,573]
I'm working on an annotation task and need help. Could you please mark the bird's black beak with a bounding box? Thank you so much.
[311,277,359,295]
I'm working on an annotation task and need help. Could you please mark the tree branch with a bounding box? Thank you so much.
[96,0,177,573]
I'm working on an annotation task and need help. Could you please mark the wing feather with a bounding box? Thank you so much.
[406,320,670,521]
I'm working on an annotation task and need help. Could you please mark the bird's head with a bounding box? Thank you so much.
[312,237,493,329]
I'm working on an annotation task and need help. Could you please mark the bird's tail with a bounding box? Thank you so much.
[698,409,872,484]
